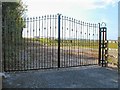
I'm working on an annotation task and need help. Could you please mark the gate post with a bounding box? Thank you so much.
[99,22,108,67]
[58,13,61,68]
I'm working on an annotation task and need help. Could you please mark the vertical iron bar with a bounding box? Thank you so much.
[55,15,57,67]
[95,24,98,64]
[38,16,40,68]
[70,18,72,66]
[105,28,107,66]
[102,28,105,67]
[3,17,6,63]
[30,18,32,69]
[7,18,11,70]
[89,23,91,65]
[66,17,68,67]
[92,24,94,64]
[80,21,82,65]
[18,18,21,70]
[41,16,43,68]
[8,18,9,71]
[36,17,37,69]
[61,16,63,67]
[15,17,20,70]
[88,23,90,63]
[32,17,35,69]
[47,15,50,67]
[58,14,61,68]
[25,18,26,70]
[11,19,13,70]
[0,1,2,73]
[73,19,75,66]
[87,23,89,65]
[7,19,11,70]
[85,22,87,65]
[75,20,77,66]
[46,15,48,68]
[90,23,91,64]
[92,24,93,64]
[69,17,71,67]
[52,15,54,68]
[12,19,15,70]
[3,16,6,71]
[21,18,24,70]
[93,24,95,64]
[78,21,80,65]
[14,18,16,70]
[76,20,78,66]
[98,23,101,65]
[14,17,16,70]
[82,22,84,65]
[64,16,66,67]
[24,18,29,69]
[43,16,46,68]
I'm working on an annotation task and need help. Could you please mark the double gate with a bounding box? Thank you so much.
[2,14,108,71]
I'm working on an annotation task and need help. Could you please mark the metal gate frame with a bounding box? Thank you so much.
[3,14,108,71]
[58,14,108,68]
[58,14,101,68]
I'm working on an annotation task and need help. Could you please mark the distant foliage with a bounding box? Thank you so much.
[2,1,27,66]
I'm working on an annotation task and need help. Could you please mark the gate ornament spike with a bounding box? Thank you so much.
[101,22,106,27]
[57,13,62,16]
[27,17,29,20]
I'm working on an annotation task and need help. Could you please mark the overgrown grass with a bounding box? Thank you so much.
[108,43,118,49]
[107,57,118,66]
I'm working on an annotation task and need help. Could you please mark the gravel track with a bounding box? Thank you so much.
[2,65,118,88]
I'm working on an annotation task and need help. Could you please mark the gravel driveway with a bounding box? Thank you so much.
[2,65,118,88]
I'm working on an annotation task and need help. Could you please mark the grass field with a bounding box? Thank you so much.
[28,38,99,49]
[25,38,118,49]
[108,42,118,49]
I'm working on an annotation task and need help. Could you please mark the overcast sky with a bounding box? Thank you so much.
[22,0,119,40]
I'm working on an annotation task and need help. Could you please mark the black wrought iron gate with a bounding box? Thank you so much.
[2,14,107,71]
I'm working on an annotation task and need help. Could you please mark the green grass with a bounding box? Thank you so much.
[31,38,99,49]
[108,43,118,49]
[24,38,118,49]
[107,57,118,65]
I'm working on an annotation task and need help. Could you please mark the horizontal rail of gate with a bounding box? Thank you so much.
[3,14,100,71]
